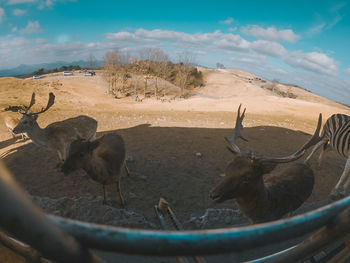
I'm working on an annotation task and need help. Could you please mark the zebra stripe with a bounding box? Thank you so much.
[323,114,350,158]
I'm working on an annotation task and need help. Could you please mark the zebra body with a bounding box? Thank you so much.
[305,113,350,200]
[322,114,350,158]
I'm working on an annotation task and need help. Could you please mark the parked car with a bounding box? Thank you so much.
[84,71,96,76]
[63,71,73,76]
[32,75,43,79]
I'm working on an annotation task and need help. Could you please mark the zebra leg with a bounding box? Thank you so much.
[305,140,327,164]
[330,157,350,201]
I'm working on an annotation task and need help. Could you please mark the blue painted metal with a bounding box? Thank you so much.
[48,196,350,256]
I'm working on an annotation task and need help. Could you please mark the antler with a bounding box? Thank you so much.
[26,92,55,116]
[257,113,323,163]
[225,104,248,155]
[19,93,36,114]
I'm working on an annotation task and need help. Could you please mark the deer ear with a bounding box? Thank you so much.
[251,159,277,175]
[259,161,278,175]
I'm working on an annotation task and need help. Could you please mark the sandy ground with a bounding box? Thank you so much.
[0,69,349,262]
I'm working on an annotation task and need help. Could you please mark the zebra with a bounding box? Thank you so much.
[305,113,350,200]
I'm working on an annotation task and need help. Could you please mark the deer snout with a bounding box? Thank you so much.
[209,188,225,203]
[12,126,20,134]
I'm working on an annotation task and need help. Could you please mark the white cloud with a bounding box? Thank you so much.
[107,29,223,46]
[20,20,42,34]
[106,29,337,76]
[228,27,237,32]
[219,17,234,25]
[345,68,350,76]
[35,38,48,44]
[0,8,5,23]
[308,23,326,35]
[241,25,300,43]
[213,33,250,51]
[251,40,287,57]
[307,3,345,35]
[13,8,27,16]
[284,51,338,75]
[8,0,36,4]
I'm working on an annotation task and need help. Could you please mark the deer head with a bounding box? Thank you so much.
[210,104,322,203]
[12,92,55,134]
[61,136,99,174]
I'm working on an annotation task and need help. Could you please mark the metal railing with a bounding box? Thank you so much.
[1,161,350,262]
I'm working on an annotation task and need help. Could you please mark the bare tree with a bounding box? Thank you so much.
[102,50,124,95]
[177,51,196,97]
[138,47,169,61]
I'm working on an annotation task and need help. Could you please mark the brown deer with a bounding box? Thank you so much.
[209,105,322,223]
[61,133,130,206]
[12,92,97,165]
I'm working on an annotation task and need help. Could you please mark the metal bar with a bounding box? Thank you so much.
[328,246,350,263]
[0,232,51,263]
[155,205,190,263]
[0,162,105,263]
[47,194,350,256]
[269,206,350,263]
[167,206,206,263]
[244,245,297,263]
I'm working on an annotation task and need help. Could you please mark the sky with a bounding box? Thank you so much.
[0,0,349,104]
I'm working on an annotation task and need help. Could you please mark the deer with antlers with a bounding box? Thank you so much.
[12,92,98,166]
[209,105,322,223]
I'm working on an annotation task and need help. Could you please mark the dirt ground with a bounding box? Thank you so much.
[0,69,349,262]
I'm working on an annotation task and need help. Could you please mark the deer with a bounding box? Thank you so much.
[61,133,130,206]
[12,92,98,166]
[209,104,322,224]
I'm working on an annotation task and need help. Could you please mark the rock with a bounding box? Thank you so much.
[184,208,248,229]
[195,152,202,158]
[31,195,156,229]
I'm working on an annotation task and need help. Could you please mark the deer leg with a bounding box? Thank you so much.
[305,140,327,164]
[124,162,130,177]
[330,157,350,201]
[116,178,125,207]
[102,184,107,205]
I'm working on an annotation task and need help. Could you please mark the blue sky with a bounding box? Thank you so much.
[0,0,349,104]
